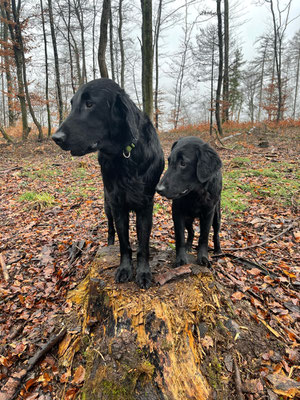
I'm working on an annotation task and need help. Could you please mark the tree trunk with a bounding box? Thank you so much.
[141,0,153,120]
[118,0,125,88]
[109,5,115,81]
[98,0,110,78]
[40,0,51,137]
[222,0,229,122]
[292,48,300,119]
[0,123,14,143]
[215,0,223,137]
[0,5,15,126]
[210,38,215,136]
[64,246,213,400]
[154,0,162,130]
[4,0,30,140]
[48,0,64,125]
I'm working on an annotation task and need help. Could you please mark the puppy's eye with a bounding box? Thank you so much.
[180,160,186,167]
[86,101,93,108]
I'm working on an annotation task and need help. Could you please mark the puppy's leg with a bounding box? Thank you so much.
[197,208,214,267]
[172,203,188,267]
[136,204,153,289]
[212,201,222,255]
[113,208,133,283]
[185,217,194,252]
[104,197,115,245]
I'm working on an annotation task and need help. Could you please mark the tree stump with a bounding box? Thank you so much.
[62,245,223,400]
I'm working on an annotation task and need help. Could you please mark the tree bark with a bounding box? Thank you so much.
[109,5,115,81]
[4,0,30,140]
[222,0,229,122]
[40,0,51,138]
[64,246,213,400]
[98,0,110,78]
[216,0,223,137]
[154,0,162,130]
[141,0,153,120]
[118,0,125,88]
[48,0,64,125]
[0,4,15,126]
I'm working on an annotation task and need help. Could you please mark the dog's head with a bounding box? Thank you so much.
[52,78,139,157]
[156,137,222,199]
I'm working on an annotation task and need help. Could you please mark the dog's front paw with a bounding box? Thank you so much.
[197,254,211,267]
[115,264,133,283]
[175,252,188,268]
[136,271,152,290]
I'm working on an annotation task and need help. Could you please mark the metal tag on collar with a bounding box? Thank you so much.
[123,143,135,158]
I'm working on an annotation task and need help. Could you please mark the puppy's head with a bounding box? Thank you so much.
[52,78,139,157]
[156,137,222,199]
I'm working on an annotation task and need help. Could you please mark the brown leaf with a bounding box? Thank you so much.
[231,291,245,301]
[71,364,85,385]
[266,373,300,398]
[154,265,192,286]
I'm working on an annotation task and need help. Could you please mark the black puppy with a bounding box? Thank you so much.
[156,136,222,267]
[52,78,164,289]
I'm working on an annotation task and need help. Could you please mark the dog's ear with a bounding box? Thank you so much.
[171,140,178,151]
[196,144,222,183]
[111,91,139,142]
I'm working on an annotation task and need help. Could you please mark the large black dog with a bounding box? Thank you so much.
[156,137,222,267]
[52,79,164,289]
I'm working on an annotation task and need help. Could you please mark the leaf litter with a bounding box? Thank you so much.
[0,127,299,399]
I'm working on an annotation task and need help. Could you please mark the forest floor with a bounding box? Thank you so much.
[0,125,299,400]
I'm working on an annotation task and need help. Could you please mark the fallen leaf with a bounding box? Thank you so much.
[72,364,85,385]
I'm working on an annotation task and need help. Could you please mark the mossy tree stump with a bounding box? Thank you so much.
[62,245,222,400]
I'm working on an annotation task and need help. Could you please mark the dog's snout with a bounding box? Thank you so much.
[156,182,166,195]
[52,131,66,145]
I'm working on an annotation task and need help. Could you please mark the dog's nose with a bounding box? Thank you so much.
[156,183,166,195]
[52,131,66,145]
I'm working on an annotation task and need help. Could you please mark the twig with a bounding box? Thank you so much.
[0,253,9,281]
[233,356,244,400]
[216,221,297,252]
[0,166,22,174]
[27,327,67,371]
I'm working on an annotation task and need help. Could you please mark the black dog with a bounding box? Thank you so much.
[156,137,222,267]
[52,78,164,289]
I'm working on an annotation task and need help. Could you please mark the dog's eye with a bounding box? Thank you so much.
[180,160,186,167]
[86,101,93,108]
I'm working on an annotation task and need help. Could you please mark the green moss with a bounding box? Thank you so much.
[18,191,55,209]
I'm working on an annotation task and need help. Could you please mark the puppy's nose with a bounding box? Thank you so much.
[156,183,166,195]
[52,131,66,145]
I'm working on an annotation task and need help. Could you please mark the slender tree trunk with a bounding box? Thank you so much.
[222,0,229,122]
[257,46,266,122]
[0,5,15,126]
[92,0,97,80]
[66,2,76,93]
[4,0,30,140]
[98,0,110,78]
[48,0,64,125]
[210,37,215,135]
[292,48,300,119]
[40,0,51,137]
[141,0,153,120]
[118,0,125,88]
[74,1,87,86]
[154,0,162,130]
[216,0,223,136]
[109,6,115,81]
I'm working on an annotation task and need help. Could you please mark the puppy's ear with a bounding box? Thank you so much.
[196,144,222,183]
[111,91,139,142]
[171,140,178,151]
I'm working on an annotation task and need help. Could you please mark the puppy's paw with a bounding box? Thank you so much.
[197,254,211,267]
[115,265,133,283]
[108,237,115,246]
[175,253,188,268]
[136,271,152,290]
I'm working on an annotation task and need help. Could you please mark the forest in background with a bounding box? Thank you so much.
[0,0,300,142]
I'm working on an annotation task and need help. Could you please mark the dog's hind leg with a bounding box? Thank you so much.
[104,197,115,245]
[212,201,222,255]
[135,204,153,289]
[185,217,194,252]
[113,209,133,283]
